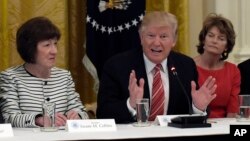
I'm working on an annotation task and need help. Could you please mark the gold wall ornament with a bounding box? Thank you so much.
[98,0,132,12]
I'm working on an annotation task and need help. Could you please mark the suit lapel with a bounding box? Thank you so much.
[167,52,178,114]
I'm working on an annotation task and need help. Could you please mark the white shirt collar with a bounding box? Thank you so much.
[143,53,168,74]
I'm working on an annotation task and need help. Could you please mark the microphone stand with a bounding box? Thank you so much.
[168,67,211,128]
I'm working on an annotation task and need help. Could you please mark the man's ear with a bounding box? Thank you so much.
[171,39,177,48]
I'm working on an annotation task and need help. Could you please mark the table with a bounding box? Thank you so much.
[1,118,249,141]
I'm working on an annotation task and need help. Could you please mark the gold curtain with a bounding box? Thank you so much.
[67,0,96,105]
[0,0,189,115]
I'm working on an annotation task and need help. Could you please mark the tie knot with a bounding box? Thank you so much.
[154,64,162,71]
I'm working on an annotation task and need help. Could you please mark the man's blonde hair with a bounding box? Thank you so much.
[139,11,178,38]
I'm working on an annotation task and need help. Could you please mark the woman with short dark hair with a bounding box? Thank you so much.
[0,17,89,127]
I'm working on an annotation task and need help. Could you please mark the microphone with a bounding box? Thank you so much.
[168,66,211,128]
[171,67,193,115]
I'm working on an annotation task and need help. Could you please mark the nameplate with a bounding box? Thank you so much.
[66,119,117,132]
[156,114,204,126]
[155,115,176,126]
[0,124,14,137]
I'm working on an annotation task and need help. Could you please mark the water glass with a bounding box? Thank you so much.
[237,95,250,122]
[134,98,150,127]
[40,102,58,132]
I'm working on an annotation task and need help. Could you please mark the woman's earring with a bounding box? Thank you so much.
[223,51,227,57]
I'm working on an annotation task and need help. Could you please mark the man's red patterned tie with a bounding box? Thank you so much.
[148,64,165,121]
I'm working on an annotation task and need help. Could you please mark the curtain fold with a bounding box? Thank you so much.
[169,0,190,54]
[0,0,9,70]
[146,0,165,11]
[68,0,96,104]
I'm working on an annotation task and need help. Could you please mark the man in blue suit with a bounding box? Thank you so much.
[96,11,217,123]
